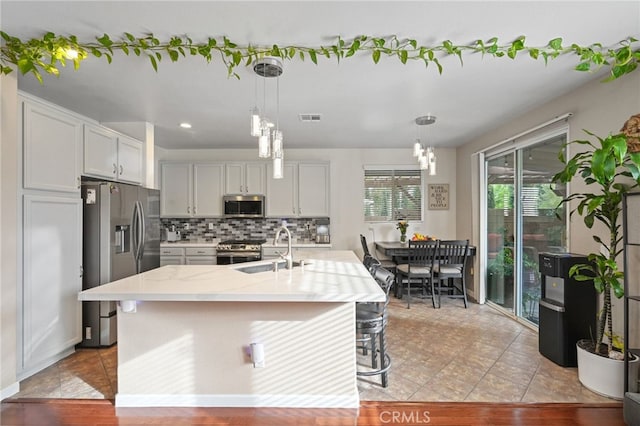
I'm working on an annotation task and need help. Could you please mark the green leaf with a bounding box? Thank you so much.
[399,50,408,64]
[575,62,591,71]
[148,54,158,71]
[97,34,113,48]
[372,49,380,64]
[121,45,129,55]
[17,58,33,74]
[529,48,539,59]
[548,37,563,50]
[168,49,179,62]
[309,49,317,64]
[125,32,136,42]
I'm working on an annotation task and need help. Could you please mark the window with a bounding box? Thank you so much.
[364,169,422,221]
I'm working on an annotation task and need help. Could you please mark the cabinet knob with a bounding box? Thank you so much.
[193,206,197,214]
[77,177,81,189]
[113,163,117,174]
[119,165,123,175]
[187,206,190,214]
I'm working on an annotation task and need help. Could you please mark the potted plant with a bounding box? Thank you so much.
[552,113,640,399]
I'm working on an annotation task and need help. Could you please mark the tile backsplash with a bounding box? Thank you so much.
[161,217,329,242]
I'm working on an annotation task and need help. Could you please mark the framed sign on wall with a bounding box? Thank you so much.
[428,184,449,210]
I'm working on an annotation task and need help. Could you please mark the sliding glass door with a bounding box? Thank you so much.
[484,133,568,325]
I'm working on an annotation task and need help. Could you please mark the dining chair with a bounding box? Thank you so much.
[394,240,439,309]
[433,239,469,308]
[360,234,397,272]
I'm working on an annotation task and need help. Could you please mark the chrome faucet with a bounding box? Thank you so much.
[273,225,293,269]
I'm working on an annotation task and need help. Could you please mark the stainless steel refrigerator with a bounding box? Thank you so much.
[80,180,160,347]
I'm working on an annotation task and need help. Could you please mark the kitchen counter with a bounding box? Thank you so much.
[262,241,332,248]
[79,250,380,303]
[161,241,218,247]
[78,250,382,409]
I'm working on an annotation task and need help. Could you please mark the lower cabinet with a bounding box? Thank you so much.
[160,246,217,266]
[22,194,82,372]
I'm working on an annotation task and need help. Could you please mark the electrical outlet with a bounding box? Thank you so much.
[184,223,190,230]
[85,327,92,340]
[208,222,214,230]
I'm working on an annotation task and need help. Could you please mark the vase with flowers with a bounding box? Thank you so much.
[396,220,409,244]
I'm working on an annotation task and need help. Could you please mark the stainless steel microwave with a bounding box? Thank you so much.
[223,195,265,218]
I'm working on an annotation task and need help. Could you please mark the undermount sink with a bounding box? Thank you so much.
[235,260,306,274]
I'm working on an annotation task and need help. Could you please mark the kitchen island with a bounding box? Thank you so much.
[78,250,384,408]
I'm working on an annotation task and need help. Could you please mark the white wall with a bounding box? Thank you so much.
[156,146,458,257]
[456,72,640,330]
[1,70,19,398]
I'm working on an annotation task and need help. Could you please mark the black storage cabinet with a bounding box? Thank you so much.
[538,253,596,367]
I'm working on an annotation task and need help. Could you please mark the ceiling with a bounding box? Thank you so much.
[2,1,639,150]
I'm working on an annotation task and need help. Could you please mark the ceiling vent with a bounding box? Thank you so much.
[299,114,322,122]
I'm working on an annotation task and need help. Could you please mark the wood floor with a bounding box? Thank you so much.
[0,399,624,425]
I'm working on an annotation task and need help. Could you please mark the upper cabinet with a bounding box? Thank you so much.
[83,124,143,184]
[160,162,224,217]
[225,162,266,195]
[266,162,330,217]
[298,163,330,217]
[23,100,83,193]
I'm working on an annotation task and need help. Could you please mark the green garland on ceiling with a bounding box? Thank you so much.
[0,31,638,83]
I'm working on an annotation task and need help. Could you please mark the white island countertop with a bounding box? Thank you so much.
[79,250,384,303]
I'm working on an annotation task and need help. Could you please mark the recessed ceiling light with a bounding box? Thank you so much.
[179,122,192,129]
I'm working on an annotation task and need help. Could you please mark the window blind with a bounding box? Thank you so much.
[364,169,422,221]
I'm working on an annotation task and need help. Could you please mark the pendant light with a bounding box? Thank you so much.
[250,76,261,137]
[252,57,285,177]
[414,115,437,176]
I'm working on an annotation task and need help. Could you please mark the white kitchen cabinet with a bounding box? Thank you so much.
[117,134,144,184]
[160,245,217,266]
[161,163,192,217]
[266,163,296,216]
[160,163,224,217]
[298,163,330,217]
[225,162,266,194]
[266,162,330,217]
[185,247,217,265]
[22,99,82,193]
[83,124,143,184]
[193,163,224,216]
[22,194,82,371]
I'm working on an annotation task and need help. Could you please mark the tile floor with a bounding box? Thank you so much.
[11,297,614,403]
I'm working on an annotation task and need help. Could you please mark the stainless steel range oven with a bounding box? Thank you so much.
[216,239,266,265]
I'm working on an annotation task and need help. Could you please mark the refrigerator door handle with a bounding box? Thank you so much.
[131,202,140,264]
[138,201,146,259]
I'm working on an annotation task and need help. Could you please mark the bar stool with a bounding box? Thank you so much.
[356,267,393,387]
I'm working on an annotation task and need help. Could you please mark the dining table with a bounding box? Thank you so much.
[374,241,477,297]
[374,241,476,261]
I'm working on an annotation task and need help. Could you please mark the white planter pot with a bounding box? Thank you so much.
[576,341,639,400]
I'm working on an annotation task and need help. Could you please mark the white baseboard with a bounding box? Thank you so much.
[1,382,20,401]
[115,393,359,409]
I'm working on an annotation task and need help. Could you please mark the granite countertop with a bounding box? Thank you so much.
[79,250,383,303]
